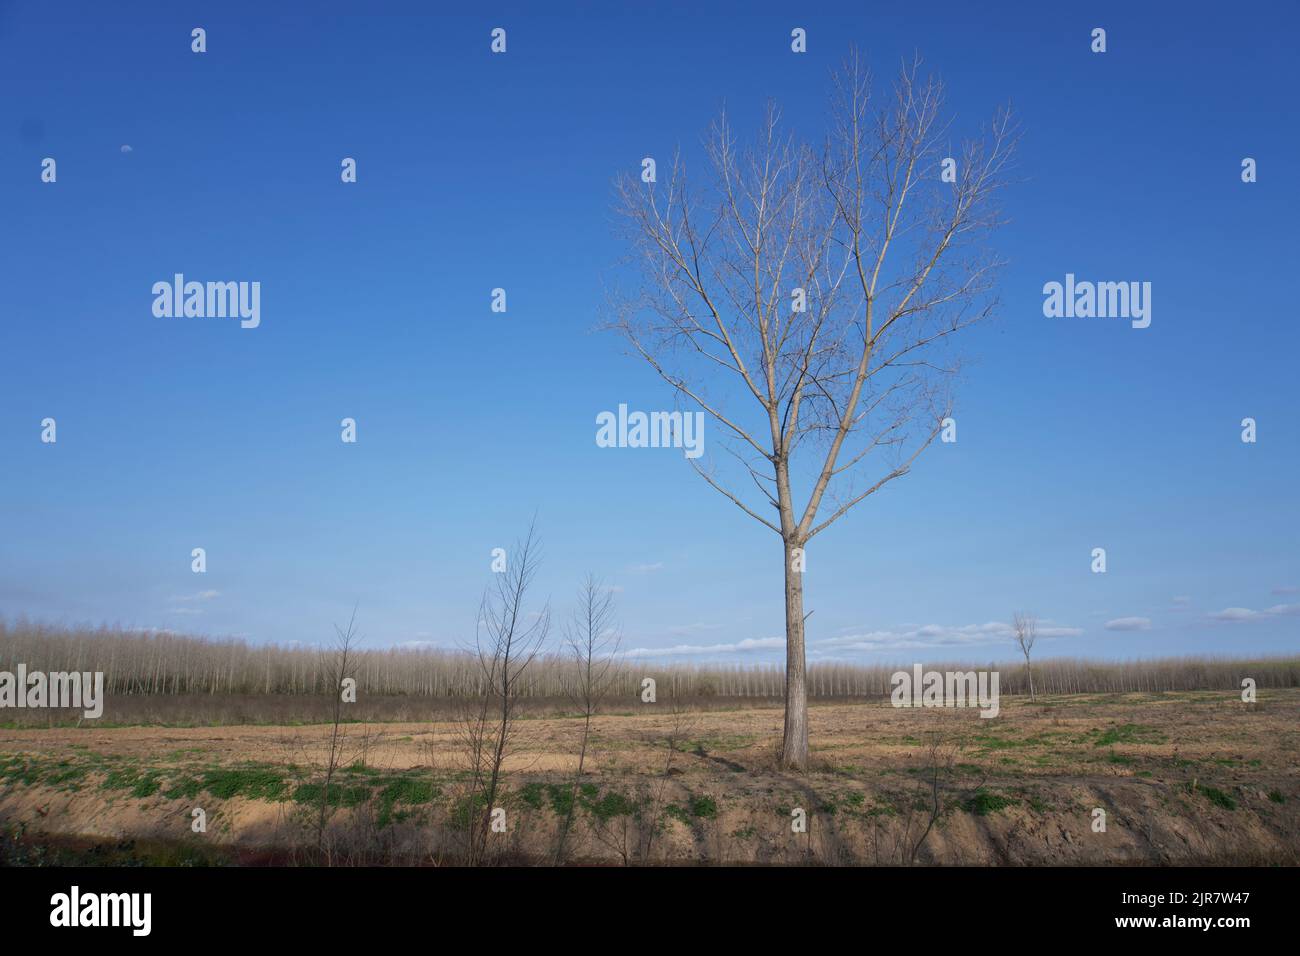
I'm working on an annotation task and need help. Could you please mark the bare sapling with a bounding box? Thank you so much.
[313,608,362,862]
[454,522,549,865]
[554,574,620,865]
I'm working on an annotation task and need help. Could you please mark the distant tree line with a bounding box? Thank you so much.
[3,619,1296,701]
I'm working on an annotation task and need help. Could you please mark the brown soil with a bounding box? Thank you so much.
[1,690,1296,865]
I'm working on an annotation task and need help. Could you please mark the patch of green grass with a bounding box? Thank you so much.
[43,762,88,789]
[546,784,575,817]
[102,766,147,792]
[376,777,438,827]
[200,767,286,801]
[1092,723,1166,747]
[584,789,637,821]
[130,773,162,798]
[381,777,437,805]
[450,791,488,828]
[963,789,1017,816]
[1268,790,1285,804]
[292,783,333,805]
[0,756,43,787]
[1107,752,1135,766]
[518,782,544,809]
[341,786,371,808]
[689,795,718,819]
[163,777,203,801]
[1198,785,1236,811]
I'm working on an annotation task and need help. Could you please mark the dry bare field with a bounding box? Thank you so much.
[1,689,1296,866]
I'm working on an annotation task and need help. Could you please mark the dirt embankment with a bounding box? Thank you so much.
[1,691,1296,865]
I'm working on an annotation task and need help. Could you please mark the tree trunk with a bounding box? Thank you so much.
[781,539,809,770]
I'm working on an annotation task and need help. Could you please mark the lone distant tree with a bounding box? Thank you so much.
[1013,611,1038,700]
[612,52,1016,769]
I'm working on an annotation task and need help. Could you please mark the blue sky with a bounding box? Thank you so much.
[1,0,1297,665]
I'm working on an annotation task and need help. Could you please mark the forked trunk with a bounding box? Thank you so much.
[781,539,809,770]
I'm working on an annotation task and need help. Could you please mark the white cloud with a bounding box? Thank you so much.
[172,590,220,603]
[120,145,133,153]
[1209,603,1300,623]
[1104,617,1152,632]
[1272,585,1298,596]
[623,637,784,658]
[1210,607,1258,622]
[814,619,1083,653]
[629,562,664,573]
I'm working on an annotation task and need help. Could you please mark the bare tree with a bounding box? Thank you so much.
[1013,611,1038,701]
[554,574,620,864]
[612,51,1016,768]
[901,730,962,864]
[313,608,360,861]
[638,690,697,864]
[454,523,550,865]
[584,686,697,866]
[870,726,983,865]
